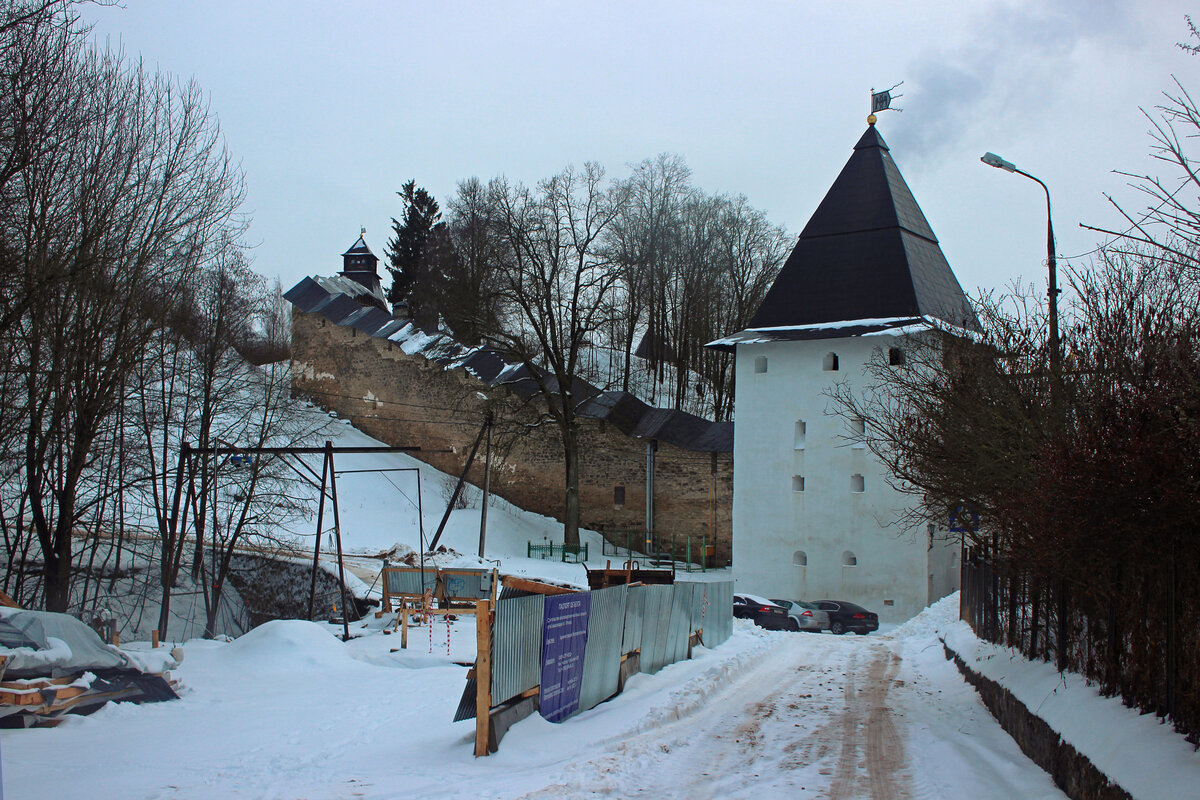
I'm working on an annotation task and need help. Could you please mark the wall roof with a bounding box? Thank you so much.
[286,277,732,453]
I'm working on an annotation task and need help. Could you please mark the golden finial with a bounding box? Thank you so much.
[867,113,877,126]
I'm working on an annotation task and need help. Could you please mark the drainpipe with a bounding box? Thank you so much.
[645,440,657,552]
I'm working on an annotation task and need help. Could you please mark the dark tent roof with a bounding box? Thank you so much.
[341,235,376,258]
[748,124,979,332]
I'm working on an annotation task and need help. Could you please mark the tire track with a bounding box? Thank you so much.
[828,644,909,800]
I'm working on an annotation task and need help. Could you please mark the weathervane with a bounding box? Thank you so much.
[868,81,904,125]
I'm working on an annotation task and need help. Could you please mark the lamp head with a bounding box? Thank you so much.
[981,152,1018,173]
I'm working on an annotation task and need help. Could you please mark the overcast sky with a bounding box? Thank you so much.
[84,0,1196,302]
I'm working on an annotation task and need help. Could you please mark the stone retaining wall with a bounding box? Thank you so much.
[942,640,1132,800]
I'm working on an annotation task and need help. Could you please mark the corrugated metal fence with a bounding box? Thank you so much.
[466,580,733,725]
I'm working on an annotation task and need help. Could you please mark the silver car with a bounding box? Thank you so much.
[770,599,831,632]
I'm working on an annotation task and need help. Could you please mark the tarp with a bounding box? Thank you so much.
[0,608,135,678]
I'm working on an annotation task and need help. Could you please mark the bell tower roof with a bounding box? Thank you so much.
[338,229,381,296]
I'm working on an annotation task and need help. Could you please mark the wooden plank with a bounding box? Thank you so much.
[474,599,492,757]
[500,575,580,596]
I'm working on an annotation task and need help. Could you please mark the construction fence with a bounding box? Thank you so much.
[456,580,733,754]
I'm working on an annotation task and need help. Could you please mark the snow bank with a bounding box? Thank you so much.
[214,619,353,671]
[938,595,1200,800]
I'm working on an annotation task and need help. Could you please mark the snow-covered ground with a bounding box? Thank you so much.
[284,415,660,591]
[10,592,1198,799]
[8,417,1199,798]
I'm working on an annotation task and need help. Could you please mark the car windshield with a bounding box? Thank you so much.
[796,601,819,610]
[837,602,867,613]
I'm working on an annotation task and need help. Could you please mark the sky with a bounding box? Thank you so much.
[83,0,1197,303]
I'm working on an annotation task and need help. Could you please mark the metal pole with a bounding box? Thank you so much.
[644,441,655,553]
[979,155,1060,386]
[416,470,424,551]
[478,413,492,558]
[418,469,425,593]
[307,450,330,620]
[428,418,489,551]
[1017,169,1060,381]
[326,441,352,642]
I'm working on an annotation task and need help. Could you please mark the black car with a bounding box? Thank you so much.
[815,600,879,635]
[732,594,791,631]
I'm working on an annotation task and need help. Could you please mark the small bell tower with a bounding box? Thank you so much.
[339,227,381,296]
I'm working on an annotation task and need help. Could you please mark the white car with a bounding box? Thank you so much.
[769,599,831,632]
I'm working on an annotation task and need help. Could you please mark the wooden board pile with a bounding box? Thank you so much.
[0,598,180,728]
[0,657,179,728]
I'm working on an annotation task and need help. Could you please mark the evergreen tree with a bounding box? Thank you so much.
[386,180,445,326]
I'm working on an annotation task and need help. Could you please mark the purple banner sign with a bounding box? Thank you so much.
[539,593,591,722]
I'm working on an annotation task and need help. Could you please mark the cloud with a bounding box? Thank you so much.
[890,0,1137,161]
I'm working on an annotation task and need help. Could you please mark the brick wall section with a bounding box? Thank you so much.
[291,310,734,563]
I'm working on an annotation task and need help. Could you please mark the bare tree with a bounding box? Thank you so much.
[13,46,245,612]
[441,177,504,344]
[607,154,691,394]
[1082,23,1200,269]
[197,355,319,638]
[486,164,626,547]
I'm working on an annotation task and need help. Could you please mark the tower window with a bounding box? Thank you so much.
[889,347,905,366]
[791,475,805,492]
[850,417,866,448]
[754,356,768,374]
[823,352,839,371]
[793,550,808,566]
[613,485,625,507]
[794,420,806,450]
[851,474,865,493]
[842,550,858,567]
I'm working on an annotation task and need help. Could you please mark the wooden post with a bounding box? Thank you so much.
[381,567,393,614]
[326,442,352,642]
[401,606,409,649]
[307,449,330,621]
[151,630,159,649]
[474,598,492,757]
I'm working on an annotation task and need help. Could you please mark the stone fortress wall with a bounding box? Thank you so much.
[290,308,734,564]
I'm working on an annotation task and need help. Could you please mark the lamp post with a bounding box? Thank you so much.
[980,152,1060,379]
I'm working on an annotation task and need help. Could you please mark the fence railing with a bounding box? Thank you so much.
[600,530,715,572]
[960,555,1198,743]
[526,542,589,563]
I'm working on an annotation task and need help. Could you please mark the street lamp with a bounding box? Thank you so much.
[980,152,1060,379]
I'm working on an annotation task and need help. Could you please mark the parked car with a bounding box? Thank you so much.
[732,594,791,631]
[815,600,879,635]
[769,599,831,632]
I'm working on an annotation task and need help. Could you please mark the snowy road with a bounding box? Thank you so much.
[7,599,1069,799]
[509,623,1065,800]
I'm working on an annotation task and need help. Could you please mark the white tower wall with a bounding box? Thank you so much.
[731,333,958,623]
